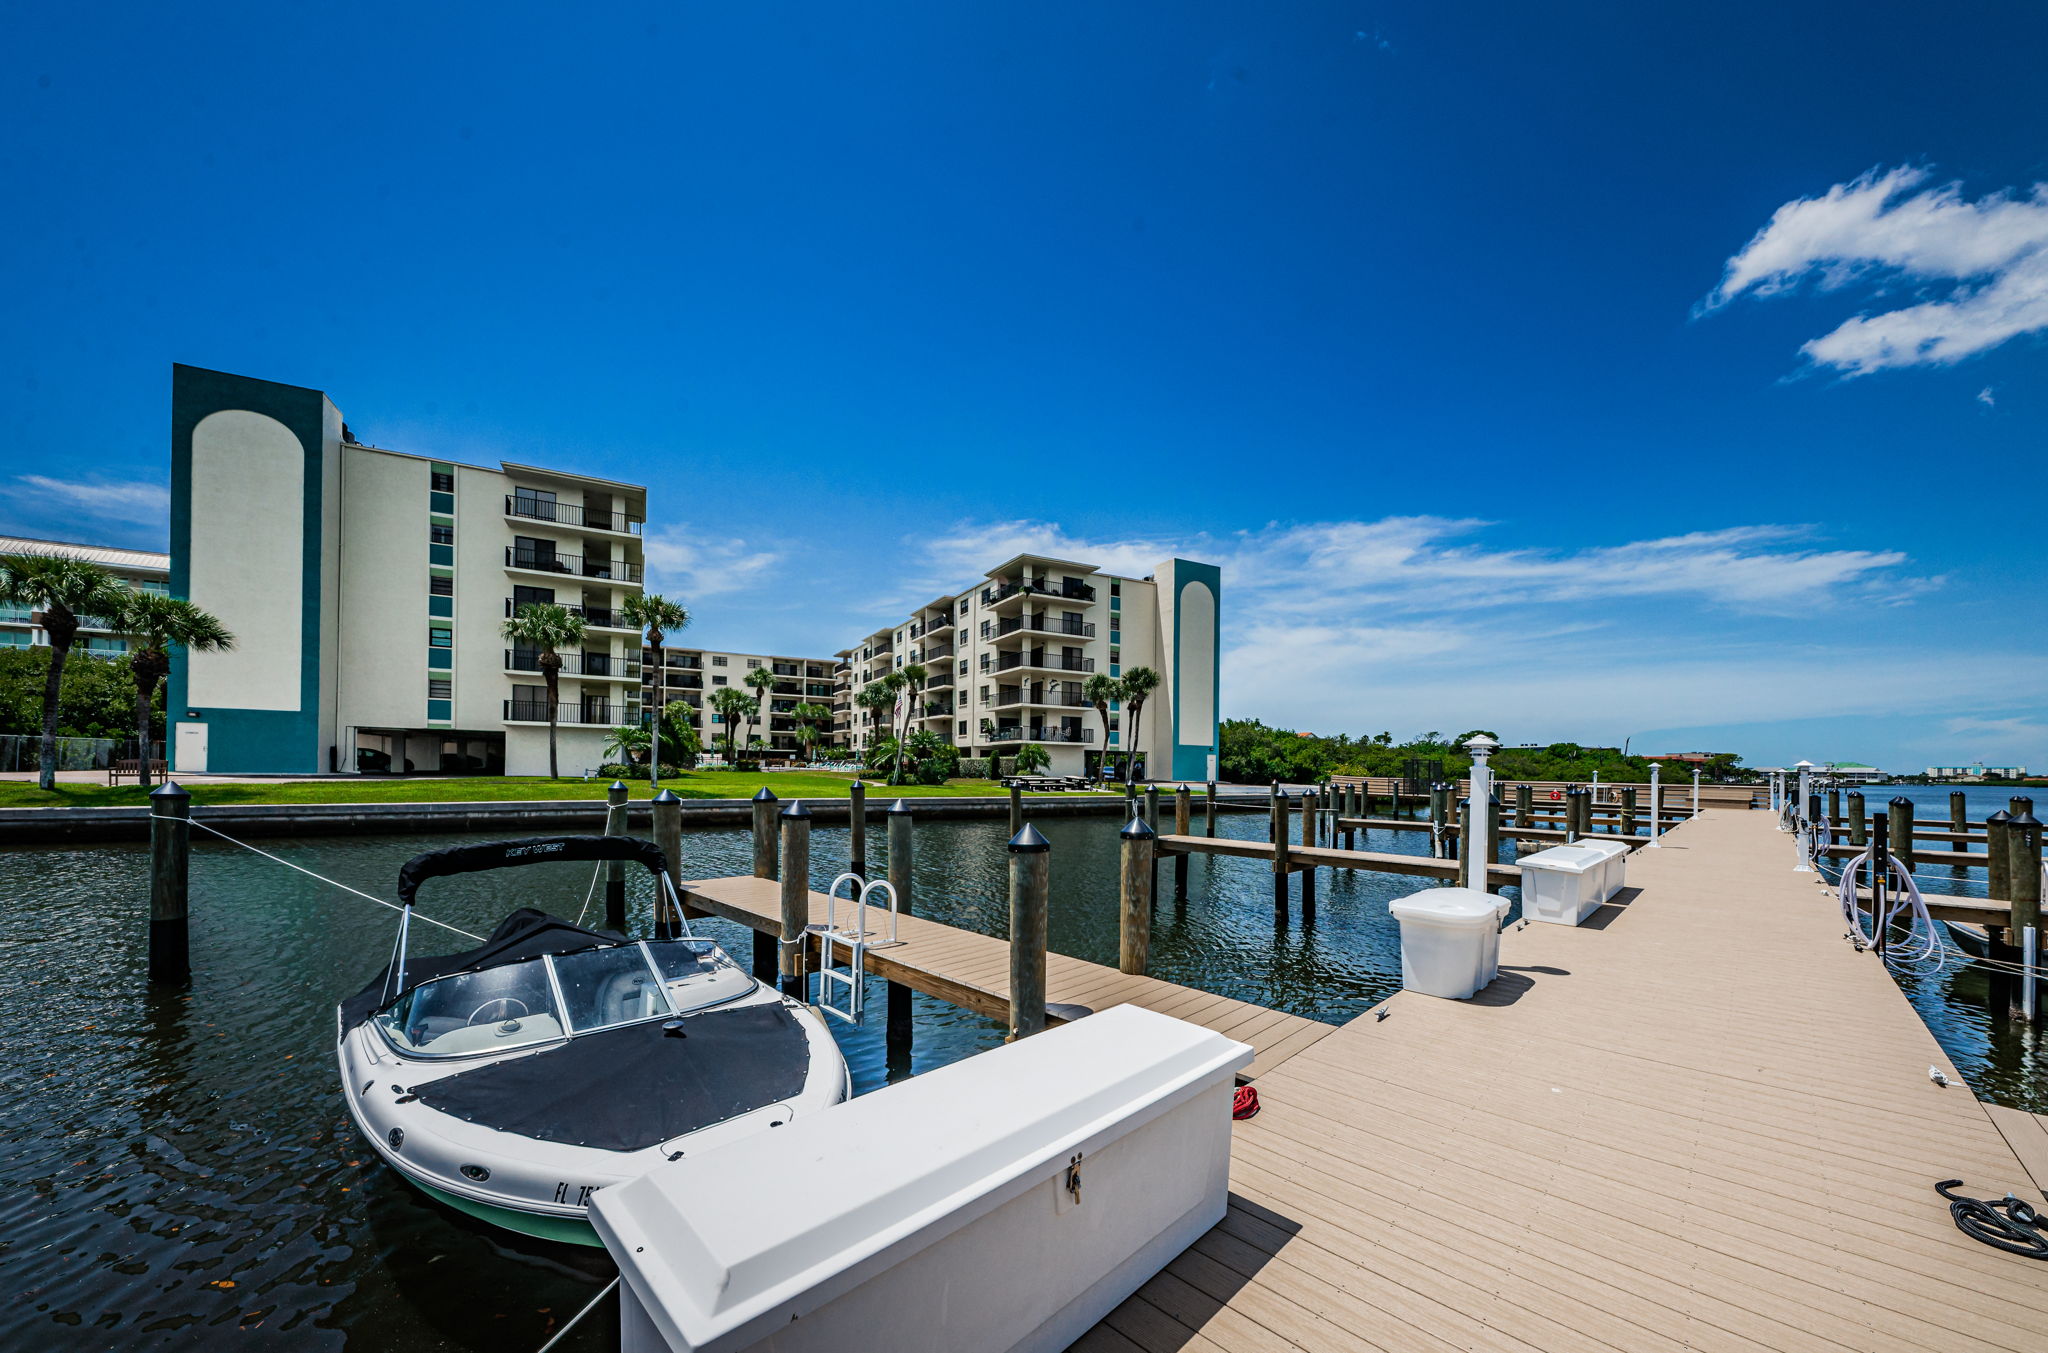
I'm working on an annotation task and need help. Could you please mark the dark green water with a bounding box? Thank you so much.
[2,804,2036,1349]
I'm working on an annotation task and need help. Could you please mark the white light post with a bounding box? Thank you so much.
[1648,762,1662,848]
[1792,760,1815,871]
[1464,734,1498,893]
[1691,766,1701,818]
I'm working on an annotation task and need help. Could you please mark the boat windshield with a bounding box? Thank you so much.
[374,941,755,1058]
[375,958,566,1058]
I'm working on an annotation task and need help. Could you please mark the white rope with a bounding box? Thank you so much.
[1835,846,1948,973]
[534,1276,619,1353]
[155,814,484,941]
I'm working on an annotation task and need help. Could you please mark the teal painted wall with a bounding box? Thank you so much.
[168,365,330,774]
[1166,559,1222,781]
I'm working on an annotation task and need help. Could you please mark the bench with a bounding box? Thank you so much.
[107,758,167,785]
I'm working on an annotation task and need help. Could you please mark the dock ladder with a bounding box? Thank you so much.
[810,873,901,1024]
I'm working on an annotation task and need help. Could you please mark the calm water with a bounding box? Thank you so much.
[3,801,2037,1349]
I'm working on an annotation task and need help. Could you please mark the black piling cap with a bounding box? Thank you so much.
[1889,796,1914,810]
[1008,823,1051,853]
[2013,796,2036,817]
[149,780,189,800]
[780,798,811,819]
[609,779,630,794]
[887,798,913,816]
[1122,813,1156,839]
[1987,808,2013,824]
[2010,808,2041,830]
[651,788,681,804]
[752,787,778,802]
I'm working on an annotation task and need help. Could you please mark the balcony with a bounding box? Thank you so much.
[504,699,632,726]
[981,578,1097,608]
[505,495,645,536]
[982,725,1095,745]
[924,669,955,688]
[503,598,636,631]
[923,700,956,718]
[505,649,642,680]
[986,614,1095,642]
[921,640,956,662]
[504,547,643,584]
[994,649,1096,675]
[991,684,1092,710]
[661,671,704,689]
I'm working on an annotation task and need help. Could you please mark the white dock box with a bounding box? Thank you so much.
[1388,886,1501,999]
[591,1004,1254,1353]
[1517,843,1614,925]
[1571,837,1629,902]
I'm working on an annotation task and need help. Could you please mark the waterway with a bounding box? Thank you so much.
[1,801,2037,1349]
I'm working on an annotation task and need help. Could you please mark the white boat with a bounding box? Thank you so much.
[336,835,849,1246]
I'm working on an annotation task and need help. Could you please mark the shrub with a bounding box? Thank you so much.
[957,757,991,779]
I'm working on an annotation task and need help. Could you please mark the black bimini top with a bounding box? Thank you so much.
[340,908,622,1032]
[413,1005,813,1152]
[396,835,669,906]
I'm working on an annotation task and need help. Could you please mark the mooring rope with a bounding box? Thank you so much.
[1834,845,1948,973]
[534,1276,621,1353]
[153,814,485,941]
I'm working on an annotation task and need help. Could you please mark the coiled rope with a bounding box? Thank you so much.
[1835,844,1949,974]
[1934,1181,2048,1259]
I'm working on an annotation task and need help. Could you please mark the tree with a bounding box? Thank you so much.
[0,552,129,789]
[1454,729,1499,745]
[622,593,691,788]
[1117,666,1161,785]
[499,602,588,779]
[744,665,776,761]
[105,591,234,789]
[891,662,928,783]
[604,723,651,764]
[657,700,702,769]
[1013,742,1051,775]
[1083,672,1122,783]
[855,680,896,760]
[711,686,757,764]
[790,701,832,763]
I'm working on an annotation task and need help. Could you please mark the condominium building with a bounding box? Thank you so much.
[640,646,839,760]
[169,365,647,777]
[833,553,1221,780]
[0,534,171,653]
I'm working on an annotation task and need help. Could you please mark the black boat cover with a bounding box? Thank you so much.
[339,908,622,1033]
[412,1004,813,1152]
[396,835,669,905]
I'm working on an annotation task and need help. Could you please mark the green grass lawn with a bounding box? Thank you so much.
[0,771,1097,810]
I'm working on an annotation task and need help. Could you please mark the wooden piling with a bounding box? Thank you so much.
[1268,781,1280,841]
[1120,814,1156,974]
[1826,788,1841,828]
[1008,783,1023,837]
[1516,783,1533,830]
[1847,791,1866,847]
[651,789,683,939]
[1174,786,1192,902]
[1888,797,1916,874]
[749,788,779,980]
[1620,786,1637,837]
[1007,824,1050,1040]
[604,780,630,930]
[1204,780,1218,837]
[848,779,868,880]
[148,780,191,985]
[2008,803,2041,1020]
[1272,792,1291,905]
[886,798,914,1077]
[1987,809,2013,900]
[1949,791,1968,853]
[777,801,811,1001]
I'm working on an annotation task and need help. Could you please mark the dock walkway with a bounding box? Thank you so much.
[675,874,1338,1080]
[1085,809,2048,1353]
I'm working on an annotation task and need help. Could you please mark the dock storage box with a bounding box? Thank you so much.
[1518,843,1614,925]
[1571,838,1629,902]
[1389,886,1501,999]
[591,1004,1254,1353]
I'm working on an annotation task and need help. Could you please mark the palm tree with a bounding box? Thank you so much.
[0,552,128,790]
[1118,666,1162,786]
[1083,672,1123,784]
[622,593,691,787]
[500,602,588,779]
[855,677,897,766]
[744,665,775,762]
[711,687,756,764]
[104,591,234,790]
[604,723,651,765]
[790,701,832,763]
[892,662,928,784]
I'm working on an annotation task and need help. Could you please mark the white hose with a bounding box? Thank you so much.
[1836,847,1949,972]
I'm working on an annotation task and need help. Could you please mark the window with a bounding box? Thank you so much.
[429,575,454,596]
[431,470,454,493]
[712,655,727,666]
[958,721,968,736]
[713,675,727,686]
[429,627,452,648]
[430,524,454,545]
[428,679,452,699]
[429,594,453,618]
[957,660,968,676]
[1110,580,1121,596]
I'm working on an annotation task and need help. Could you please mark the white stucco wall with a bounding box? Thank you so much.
[336,446,430,731]
[185,410,304,710]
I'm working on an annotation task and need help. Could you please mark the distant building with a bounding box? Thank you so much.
[1925,763,2028,782]
[1642,752,1730,766]
[1822,761,1887,784]
[0,533,170,655]
[641,646,839,761]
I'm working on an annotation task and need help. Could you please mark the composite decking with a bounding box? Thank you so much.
[674,873,1338,1081]
[1083,809,2048,1353]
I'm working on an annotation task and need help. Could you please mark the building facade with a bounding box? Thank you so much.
[0,534,171,654]
[832,553,1220,780]
[169,365,647,777]
[641,646,839,761]
[1925,764,2029,782]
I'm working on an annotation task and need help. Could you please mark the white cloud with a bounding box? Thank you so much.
[1701,165,2048,374]
[13,474,169,527]
[641,527,782,601]
[1978,386,1996,407]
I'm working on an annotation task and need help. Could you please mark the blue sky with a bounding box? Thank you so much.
[4,2,2044,771]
